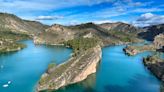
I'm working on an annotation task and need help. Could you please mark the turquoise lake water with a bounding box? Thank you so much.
[0,40,162,92]
[0,40,72,92]
[54,45,161,92]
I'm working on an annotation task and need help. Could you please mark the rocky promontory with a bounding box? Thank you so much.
[123,44,155,56]
[124,34,164,56]
[0,38,26,53]
[37,45,102,91]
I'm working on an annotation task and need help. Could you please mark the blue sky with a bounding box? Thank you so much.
[0,0,164,26]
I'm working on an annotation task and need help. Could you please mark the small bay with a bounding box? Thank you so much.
[0,40,72,92]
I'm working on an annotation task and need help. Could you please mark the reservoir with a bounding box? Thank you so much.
[0,40,161,92]
[0,40,72,92]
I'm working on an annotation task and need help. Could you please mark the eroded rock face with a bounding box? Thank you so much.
[143,56,164,82]
[154,34,164,49]
[37,45,102,91]
[34,24,75,45]
[123,45,155,56]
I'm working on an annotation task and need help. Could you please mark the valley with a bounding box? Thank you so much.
[0,12,163,92]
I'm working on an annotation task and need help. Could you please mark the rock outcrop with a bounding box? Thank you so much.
[154,34,164,49]
[124,33,164,56]
[123,45,155,56]
[37,45,102,91]
[143,55,164,82]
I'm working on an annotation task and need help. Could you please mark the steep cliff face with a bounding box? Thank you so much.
[143,55,164,82]
[153,34,164,49]
[37,45,102,91]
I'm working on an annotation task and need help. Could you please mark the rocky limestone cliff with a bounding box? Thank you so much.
[154,34,164,49]
[37,45,102,91]
[143,55,164,82]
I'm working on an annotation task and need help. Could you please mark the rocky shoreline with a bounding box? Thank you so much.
[123,44,156,56]
[37,45,102,91]
[123,34,164,84]
[143,55,164,82]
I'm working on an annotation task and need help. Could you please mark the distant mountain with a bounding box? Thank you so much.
[34,22,141,45]
[0,13,49,35]
[99,22,141,33]
[138,24,164,41]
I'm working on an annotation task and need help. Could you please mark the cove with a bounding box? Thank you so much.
[0,40,72,92]
[51,45,161,92]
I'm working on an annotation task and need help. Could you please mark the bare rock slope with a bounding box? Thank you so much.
[37,45,102,91]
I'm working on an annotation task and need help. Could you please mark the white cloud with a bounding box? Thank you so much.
[0,0,163,25]
[133,13,164,27]
[132,8,163,13]
[93,20,114,24]
[137,13,154,21]
[35,15,63,20]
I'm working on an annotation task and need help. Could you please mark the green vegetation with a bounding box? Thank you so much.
[38,45,99,89]
[39,63,57,85]
[107,30,139,42]
[0,40,26,53]
[64,37,99,54]
[48,63,57,70]
[160,84,164,92]
[0,30,29,53]
[0,31,29,41]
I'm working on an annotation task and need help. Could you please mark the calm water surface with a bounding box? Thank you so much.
[54,45,161,92]
[0,40,72,92]
[0,40,162,92]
